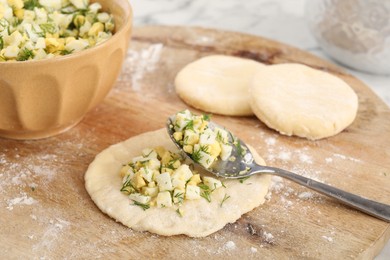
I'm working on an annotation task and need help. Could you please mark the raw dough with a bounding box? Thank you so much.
[85,128,271,237]
[175,55,265,116]
[249,63,358,140]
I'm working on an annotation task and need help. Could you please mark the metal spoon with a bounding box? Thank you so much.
[166,116,390,222]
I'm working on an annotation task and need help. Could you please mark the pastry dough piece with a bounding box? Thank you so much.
[175,55,265,116]
[249,63,358,140]
[85,128,271,237]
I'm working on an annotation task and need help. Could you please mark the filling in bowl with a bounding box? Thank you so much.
[0,0,115,61]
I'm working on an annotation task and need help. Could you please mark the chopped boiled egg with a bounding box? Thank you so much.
[172,189,184,204]
[129,193,151,205]
[119,146,226,211]
[2,45,19,58]
[156,191,172,208]
[185,185,201,200]
[220,144,233,161]
[139,167,153,183]
[155,172,173,192]
[141,186,159,197]
[69,0,89,10]
[171,109,233,169]
[199,128,216,145]
[64,39,88,53]
[39,0,62,10]
[203,176,223,190]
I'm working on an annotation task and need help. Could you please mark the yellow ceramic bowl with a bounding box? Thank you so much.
[0,0,133,140]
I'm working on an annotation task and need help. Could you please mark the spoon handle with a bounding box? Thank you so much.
[258,166,390,222]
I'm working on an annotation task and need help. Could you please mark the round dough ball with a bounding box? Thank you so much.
[85,128,271,237]
[175,55,265,116]
[249,63,358,140]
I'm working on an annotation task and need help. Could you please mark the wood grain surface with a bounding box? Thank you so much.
[1,26,390,259]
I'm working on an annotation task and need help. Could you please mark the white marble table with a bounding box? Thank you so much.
[130,0,390,258]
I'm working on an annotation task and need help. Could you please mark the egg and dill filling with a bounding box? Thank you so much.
[0,0,115,61]
[120,147,230,215]
[170,109,237,168]
[170,109,251,179]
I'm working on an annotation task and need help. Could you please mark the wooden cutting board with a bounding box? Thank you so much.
[1,26,390,259]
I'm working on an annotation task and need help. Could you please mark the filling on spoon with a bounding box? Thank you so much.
[169,109,233,168]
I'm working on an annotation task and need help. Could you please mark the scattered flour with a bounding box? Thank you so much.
[250,247,258,253]
[263,231,274,243]
[265,137,276,146]
[333,153,361,163]
[322,236,333,242]
[224,241,236,250]
[191,35,216,45]
[6,193,37,210]
[0,151,58,192]
[281,196,293,208]
[270,176,284,193]
[278,151,291,161]
[298,153,313,164]
[33,218,71,253]
[125,44,163,91]
[265,176,284,200]
[298,192,314,200]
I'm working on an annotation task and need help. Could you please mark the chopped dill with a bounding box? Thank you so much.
[198,184,211,202]
[39,23,57,34]
[174,121,181,130]
[191,149,203,163]
[0,19,9,28]
[198,184,209,190]
[220,194,230,207]
[176,208,183,217]
[184,119,194,131]
[228,131,235,143]
[235,139,245,157]
[200,191,211,202]
[216,131,224,143]
[132,200,150,211]
[202,114,211,121]
[12,18,22,27]
[238,176,250,183]
[166,158,179,170]
[60,49,74,55]
[173,191,184,204]
[199,144,209,153]
[120,177,136,194]
[143,149,154,158]
[24,0,42,10]
[17,48,34,61]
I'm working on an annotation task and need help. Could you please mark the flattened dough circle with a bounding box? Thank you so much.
[85,128,271,237]
[175,55,265,116]
[249,63,358,140]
